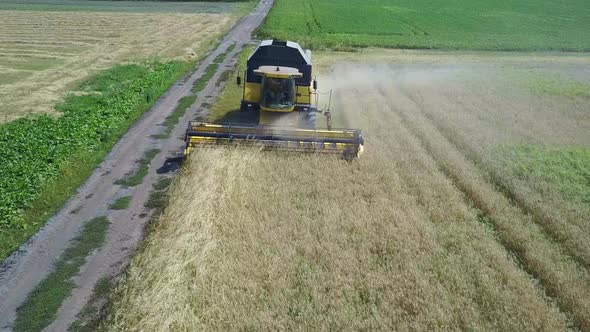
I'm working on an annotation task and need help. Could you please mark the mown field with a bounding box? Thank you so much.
[104,51,590,330]
[0,1,246,122]
[258,0,590,51]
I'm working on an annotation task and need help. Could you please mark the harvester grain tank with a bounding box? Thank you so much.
[185,40,364,158]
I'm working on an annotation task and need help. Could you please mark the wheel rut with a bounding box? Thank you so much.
[405,87,590,271]
[380,85,589,330]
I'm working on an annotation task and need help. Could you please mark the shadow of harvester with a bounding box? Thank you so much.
[212,108,259,125]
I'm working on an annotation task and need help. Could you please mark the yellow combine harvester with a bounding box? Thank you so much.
[184,40,364,158]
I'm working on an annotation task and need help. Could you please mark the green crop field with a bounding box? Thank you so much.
[258,0,590,51]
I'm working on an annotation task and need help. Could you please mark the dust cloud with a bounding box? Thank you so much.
[316,62,464,129]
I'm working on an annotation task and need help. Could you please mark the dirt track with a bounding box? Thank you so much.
[0,1,273,330]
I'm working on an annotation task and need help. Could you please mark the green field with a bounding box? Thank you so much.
[258,0,590,50]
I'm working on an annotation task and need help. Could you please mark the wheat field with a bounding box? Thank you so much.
[104,52,590,330]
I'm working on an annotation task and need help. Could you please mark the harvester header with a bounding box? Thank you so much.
[185,122,364,157]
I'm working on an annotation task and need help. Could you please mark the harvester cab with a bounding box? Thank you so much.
[184,40,364,158]
[255,66,301,112]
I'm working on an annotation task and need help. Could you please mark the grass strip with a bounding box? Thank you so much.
[109,196,131,210]
[144,191,168,210]
[14,216,110,332]
[153,177,173,191]
[68,277,113,332]
[213,46,232,64]
[153,95,198,139]
[114,149,161,188]
[192,63,219,94]
[216,70,233,87]
[225,43,236,55]
[190,44,234,94]
[144,177,173,211]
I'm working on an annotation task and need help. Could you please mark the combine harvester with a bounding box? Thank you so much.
[185,40,364,158]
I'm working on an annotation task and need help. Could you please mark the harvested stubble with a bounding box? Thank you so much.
[106,147,572,330]
[106,64,590,331]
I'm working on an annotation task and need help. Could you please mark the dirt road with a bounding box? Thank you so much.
[0,1,273,330]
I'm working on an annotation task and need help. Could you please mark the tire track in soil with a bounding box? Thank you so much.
[331,77,571,328]
[423,86,590,271]
[380,85,589,330]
